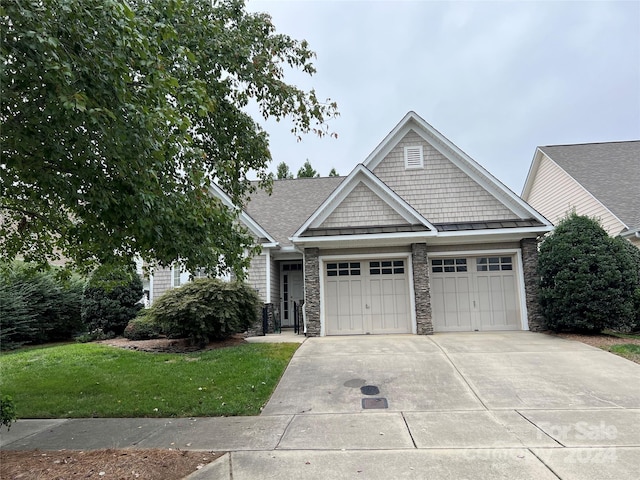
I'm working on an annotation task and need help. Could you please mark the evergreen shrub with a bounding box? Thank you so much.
[146,279,261,346]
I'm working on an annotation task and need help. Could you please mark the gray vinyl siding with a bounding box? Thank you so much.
[320,182,408,228]
[373,130,517,223]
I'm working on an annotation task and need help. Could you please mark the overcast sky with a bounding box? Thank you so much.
[245,0,639,194]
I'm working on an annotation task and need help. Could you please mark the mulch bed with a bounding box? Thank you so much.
[0,449,224,480]
[97,334,247,353]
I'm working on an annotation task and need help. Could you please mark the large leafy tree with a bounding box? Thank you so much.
[0,0,337,277]
[538,213,637,333]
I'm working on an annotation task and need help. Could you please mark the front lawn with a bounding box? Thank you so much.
[0,342,298,418]
[608,344,640,364]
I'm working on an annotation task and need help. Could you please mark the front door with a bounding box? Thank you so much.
[281,263,303,327]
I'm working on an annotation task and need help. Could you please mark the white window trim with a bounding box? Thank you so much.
[404,145,424,169]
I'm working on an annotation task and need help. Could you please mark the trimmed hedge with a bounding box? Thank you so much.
[538,214,638,333]
[146,279,261,346]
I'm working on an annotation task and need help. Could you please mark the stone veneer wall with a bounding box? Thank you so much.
[412,243,433,335]
[520,237,544,331]
[303,247,321,336]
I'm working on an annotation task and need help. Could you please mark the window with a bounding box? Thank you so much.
[327,262,360,276]
[404,145,424,169]
[431,258,467,273]
[476,256,513,271]
[369,260,404,275]
[282,263,302,271]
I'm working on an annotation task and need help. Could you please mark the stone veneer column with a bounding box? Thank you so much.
[303,247,321,336]
[520,237,544,331]
[412,243,433,335]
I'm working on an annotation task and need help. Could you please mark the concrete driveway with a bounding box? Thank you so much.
[251,332,640,479]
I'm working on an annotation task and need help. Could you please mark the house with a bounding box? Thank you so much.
[152,112,553,336]
[521,141,640,249]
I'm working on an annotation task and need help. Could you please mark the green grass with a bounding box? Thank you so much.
[608,343,640,364]
[0,342,298,418]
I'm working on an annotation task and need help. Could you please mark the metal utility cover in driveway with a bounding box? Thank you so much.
[362,398,388,409]
[361,385,380,395]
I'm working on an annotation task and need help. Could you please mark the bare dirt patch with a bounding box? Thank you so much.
[0,449,224,480]
[546,331,640,348]
[97,334,246,354]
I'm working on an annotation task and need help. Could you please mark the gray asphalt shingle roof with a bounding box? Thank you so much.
[245,177,345,246]
[539,141,640,230]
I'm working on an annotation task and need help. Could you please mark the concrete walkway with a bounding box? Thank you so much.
[2,332,639,479]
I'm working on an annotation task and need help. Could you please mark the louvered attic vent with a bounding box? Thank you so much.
[404,145,424,169]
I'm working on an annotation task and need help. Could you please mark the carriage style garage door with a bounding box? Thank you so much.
[324,258,412,335]
[430,255,521,332]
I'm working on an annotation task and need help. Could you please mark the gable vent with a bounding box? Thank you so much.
[404,145,424,169]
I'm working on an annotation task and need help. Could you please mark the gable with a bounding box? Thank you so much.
[537,142,640,230]
[319,182,410,229]
[363,112,548,227]
[292,165,436,240]
[372,130,518,223]
[524,152,626,236]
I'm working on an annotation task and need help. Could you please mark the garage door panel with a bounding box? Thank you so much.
[325,258,411,335]
[432,255,521,332]
[432,275,473,331]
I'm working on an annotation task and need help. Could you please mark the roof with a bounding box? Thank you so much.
[537,141,640,230]
[244,177,344,246]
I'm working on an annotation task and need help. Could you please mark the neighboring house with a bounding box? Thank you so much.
[153,111,553,336]
[521,141,640,249]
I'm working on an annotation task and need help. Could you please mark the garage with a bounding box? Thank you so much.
[324,258,412,335]
[430,254,521,332]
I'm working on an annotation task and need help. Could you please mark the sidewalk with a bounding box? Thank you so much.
[2,412,637,480]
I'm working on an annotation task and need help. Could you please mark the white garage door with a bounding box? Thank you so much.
[324,259,412,335]
[430,255,520,332]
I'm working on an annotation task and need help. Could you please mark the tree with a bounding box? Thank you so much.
[276,162,294,179]
[538,213,637,333]
[297,160,320,178]
[81,263,143,336]
[0,0,337,278]
[328,167,339,177]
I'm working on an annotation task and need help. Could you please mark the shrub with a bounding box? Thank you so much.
[620,240,640,331]
[0,262,84,350]
[124,312,162,340]
[81,263,143,336]
[146,279,261,346]
[1,395,17,431]
[538,214,637,333]
[0,269,37,350]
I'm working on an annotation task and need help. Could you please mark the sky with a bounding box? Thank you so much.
[245,0,640,194]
